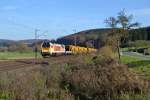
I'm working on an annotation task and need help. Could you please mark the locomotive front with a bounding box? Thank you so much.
[41,41,66,57]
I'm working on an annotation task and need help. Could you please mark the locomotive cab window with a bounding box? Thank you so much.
[42,42,50,48]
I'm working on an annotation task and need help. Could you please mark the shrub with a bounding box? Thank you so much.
[128,40,150,49]
[61,55,147,100]
[8,42,31,52]
[0,63,75,100]
[98,46,116,59]
[144,48,150,55]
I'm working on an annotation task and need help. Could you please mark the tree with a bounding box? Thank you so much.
[105,10,140,60]
[105,17,118,29]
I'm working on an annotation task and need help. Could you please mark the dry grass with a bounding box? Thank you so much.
[61,54,148,100]
[0,48,150,100]
[0,63,75,100]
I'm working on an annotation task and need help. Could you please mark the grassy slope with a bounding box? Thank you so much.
[121,55,150,80]
[0,52,41,60]
[121,55,150,99]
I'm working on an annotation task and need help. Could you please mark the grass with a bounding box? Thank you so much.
[0,53,150,99]
[0,58,75,100]
[121,55,150,80]
[0,51,41,60]
[121,47,131,52]
[121,55,140,64]
[129,61,150,80]
[0,48,150,99]
[121,55,150,98]
[121,47,138,52]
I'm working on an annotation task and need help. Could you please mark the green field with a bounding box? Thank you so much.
[121,55,150,80]
[120,56,150,99]
[121,55,140,63]
[121,44,150,80]
[0,51,41,60]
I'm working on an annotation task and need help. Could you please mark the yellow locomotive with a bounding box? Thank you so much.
[41,41,97,57]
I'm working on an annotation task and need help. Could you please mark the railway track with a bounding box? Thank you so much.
[0,55,76,72]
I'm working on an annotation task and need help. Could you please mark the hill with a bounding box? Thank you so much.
[57,28,112,48]
[0,39,46,52]
[57,26,150,48]
[0,39,45,47]
[19,39,45,45]
[0,39,16,47]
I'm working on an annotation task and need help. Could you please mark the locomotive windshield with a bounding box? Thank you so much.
[42,41,50,48]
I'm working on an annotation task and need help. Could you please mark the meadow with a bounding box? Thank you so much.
[0,49,150,99]
[121,55,150,80]
[0,51,41,60]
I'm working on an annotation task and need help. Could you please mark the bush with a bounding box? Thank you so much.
[0,64,75,100]
[144,48,150,55]
[128,40,150,48]
[61,55,147,100]
[98,46,116,59]
[8,42,31,52]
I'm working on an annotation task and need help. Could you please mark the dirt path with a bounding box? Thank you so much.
[0,55,76,72]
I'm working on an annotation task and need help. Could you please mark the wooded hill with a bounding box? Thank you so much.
[57,26,150,48]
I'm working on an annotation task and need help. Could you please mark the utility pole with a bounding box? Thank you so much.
[34,29,48,63]
[35,29,39,61]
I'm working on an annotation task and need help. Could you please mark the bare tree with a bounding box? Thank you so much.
[105,17,118,29]
[105,10,140,60]
[105,17,120,58]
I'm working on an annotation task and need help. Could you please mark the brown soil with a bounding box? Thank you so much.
[0,55,76,72]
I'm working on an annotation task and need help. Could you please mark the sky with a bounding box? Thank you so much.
[0,0,150,40]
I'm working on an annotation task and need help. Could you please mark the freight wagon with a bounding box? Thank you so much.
[41,41,97,57]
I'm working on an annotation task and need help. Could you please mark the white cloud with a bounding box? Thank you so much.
[0,6,18,11]
[130,8,150,17]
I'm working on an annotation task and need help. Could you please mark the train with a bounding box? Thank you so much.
[41,41,97,57]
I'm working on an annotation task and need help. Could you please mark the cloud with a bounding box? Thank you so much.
[0,6,18,11]
[130,8,150,17]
